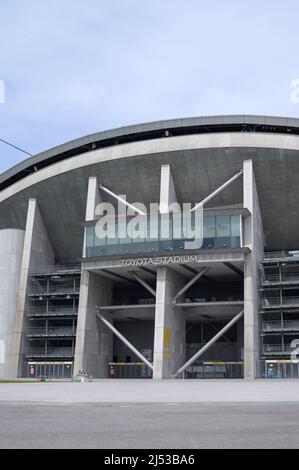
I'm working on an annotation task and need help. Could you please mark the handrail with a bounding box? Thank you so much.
[25,347,74,357]
[29,264,81,275]
[263,297,299,307]
[26,327,75,336]
[262,320,299,331]
[263,343,293,353]
[263,273,299,283]
[28,286,80,295]
[263,251,299,259]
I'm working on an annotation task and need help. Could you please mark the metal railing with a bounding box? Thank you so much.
[29,286,80,296]
[262,320,299,331]
[27,305,78,317]
[29,264,81,276]
[262,321,282,331]
[283,320,299,330]
[137,298,155,305]
[263,273,299,283]
[25,347,74,358]
[109,363,152,379]
[259,360,299,379]
[26,327,75,337]
[262,344,293,354]
[263,297,299,308]
[185,361,244,379]
[262,274,280,283]
[264,251,299,260]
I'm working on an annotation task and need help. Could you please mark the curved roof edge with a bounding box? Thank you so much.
[1,114,299,191]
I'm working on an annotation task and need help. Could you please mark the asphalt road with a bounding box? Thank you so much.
[0,401,299,449]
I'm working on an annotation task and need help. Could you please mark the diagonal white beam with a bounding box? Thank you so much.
[99,184,146,215]
[97,312,154,371]
[131,272,156,298]
[173,310,244,378]
[191,170,243,212]
[173,266,210,301]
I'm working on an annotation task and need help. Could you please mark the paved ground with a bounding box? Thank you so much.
[0,401,299,449]
[1,380,299,449]
[1,379,299,403]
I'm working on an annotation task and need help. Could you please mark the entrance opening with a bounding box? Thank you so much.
[27,361,73,379]
[94,258,244,379]
[110,320,154,378]
[185,319,244,378]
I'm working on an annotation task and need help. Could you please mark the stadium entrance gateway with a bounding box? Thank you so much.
[73,163,250,380]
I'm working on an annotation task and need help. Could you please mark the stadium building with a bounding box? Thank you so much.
[1,115,299,380]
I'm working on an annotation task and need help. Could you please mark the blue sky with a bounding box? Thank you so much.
[0,0,299,173]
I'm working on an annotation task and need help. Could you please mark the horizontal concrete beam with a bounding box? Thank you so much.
[97,304,155,311]
[174,301,244,309]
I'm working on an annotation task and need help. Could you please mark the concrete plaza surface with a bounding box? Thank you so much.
[1,401,299,449]
[1,380,299,449]
[1,379,299,403]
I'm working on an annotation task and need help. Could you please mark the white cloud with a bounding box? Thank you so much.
[0,0,299,172]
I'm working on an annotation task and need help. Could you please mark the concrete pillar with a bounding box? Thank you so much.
[0,229,25,378]
[237,316,244,361]
[243,160,264,379]
[153,267,186,378]
[83,176,102,256]
[74,177,113,377]
[10,199,55,377]
[159,164,178,213]
[153,165,186,379]
[74,270,113,377]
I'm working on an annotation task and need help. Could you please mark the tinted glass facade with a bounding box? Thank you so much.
[84,211,242,258]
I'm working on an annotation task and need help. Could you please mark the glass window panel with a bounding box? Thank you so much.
[86,226,94,248]
[160,214,172,240]
[127,219,134,240]
[105,219,117,250]
[133,217,147,243]
[148,214,159,241]
[118,219,129,242]
[231,215,241,237]
[106,220,116,240]
[118,223,132,252]
[172,212,182,240]
[216,215,230,237]
[203,216,216,238]
[84,211,243,257]
[182,212,194,240]
[94,229,106,247]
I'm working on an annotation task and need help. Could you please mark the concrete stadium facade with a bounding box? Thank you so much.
[1,115,299,380]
